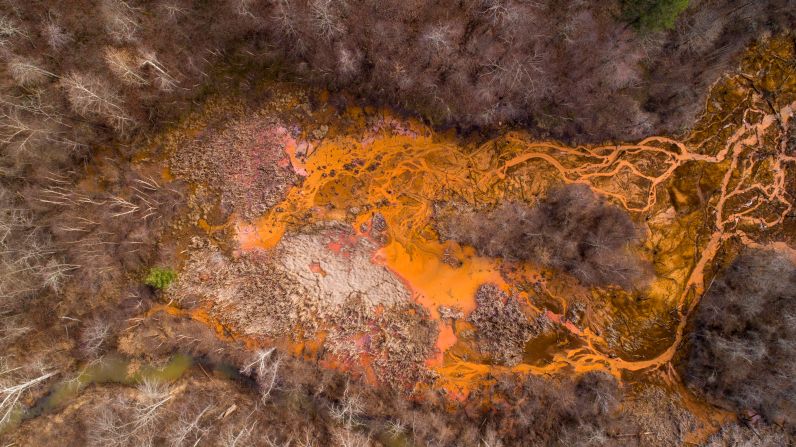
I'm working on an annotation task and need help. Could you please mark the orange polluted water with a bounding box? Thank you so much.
[235,105,795,384]
[237,125,514,361]
[226,38,796,391]
[376,240,506,364]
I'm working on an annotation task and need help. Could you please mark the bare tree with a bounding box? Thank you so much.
[167,403,214,446]
[100,0,140,43]
[135,379,173,425]
[0,358,57,427]
[310,0,344,41]
[104,47,147,86]
[0,108,54,156]
[0,186,74,307]
[41,15,71,50]
[0,16,25,47]
[61,72,135,133]
[139,50,179,92]
[80,319,112,358]
[240,348,281,402]
[8,59,57,86]
[329,381,363,427]
[234,0,259,20]
[332,426,371,447]
[219,416,257,447]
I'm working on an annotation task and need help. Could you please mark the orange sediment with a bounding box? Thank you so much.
[145,303,260,350]
[230,93,796,385]
[169,37,796,396]
[376,239,507,363]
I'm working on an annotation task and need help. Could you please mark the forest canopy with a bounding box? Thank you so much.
[681,251,796,428]
[436,184,651,289]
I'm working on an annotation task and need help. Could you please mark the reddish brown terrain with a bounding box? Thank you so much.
[1,2,795,446]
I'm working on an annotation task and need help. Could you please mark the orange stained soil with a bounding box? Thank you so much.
[197,217,233,235]
[236,87,795,377]
[380,241,507,363]
[156,37,796,401]
[237,124,519,354]
[145,303,260,350]
[144,304,383,385]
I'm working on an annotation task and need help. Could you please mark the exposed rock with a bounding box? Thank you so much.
[168,223,436,387]
[279,223,407,309]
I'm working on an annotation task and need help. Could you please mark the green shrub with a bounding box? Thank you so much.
[622,0,690,31]
[144,267,176,290]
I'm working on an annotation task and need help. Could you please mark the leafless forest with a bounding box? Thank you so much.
[0,0,795,446]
